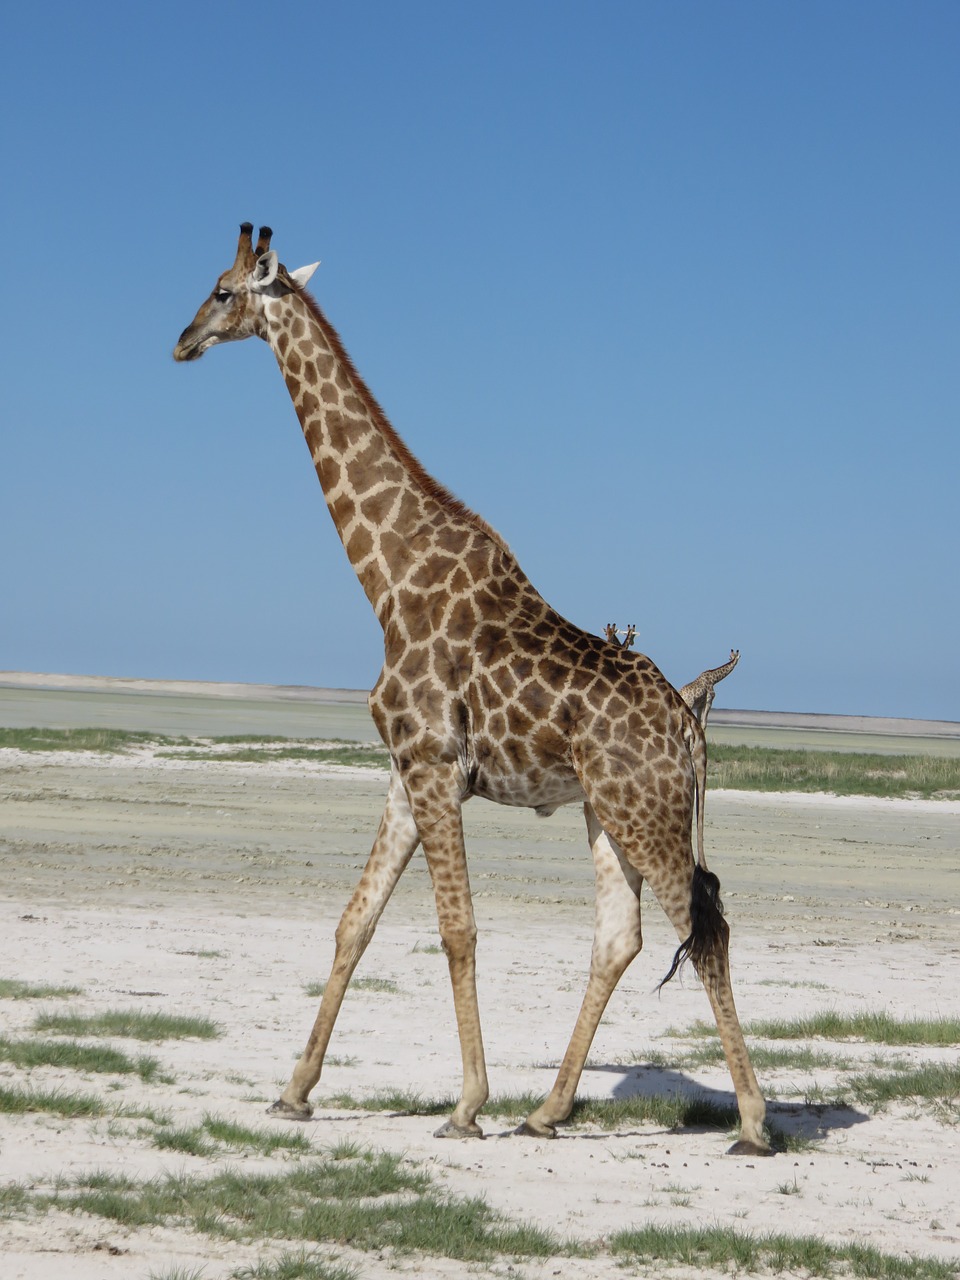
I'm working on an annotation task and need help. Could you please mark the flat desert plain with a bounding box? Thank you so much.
[1,677,959,1279]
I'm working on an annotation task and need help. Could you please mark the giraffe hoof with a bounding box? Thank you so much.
[434,1119,484,1140]
[267,1098,313,1122]
[514,1120,557,1139]
[726,1138,772,1157]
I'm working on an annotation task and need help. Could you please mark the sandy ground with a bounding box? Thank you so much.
[1,709,959,1276]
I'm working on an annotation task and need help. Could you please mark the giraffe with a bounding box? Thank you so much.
[604,623,636,649]
[173,224,769,1156]
[679,650,741,731]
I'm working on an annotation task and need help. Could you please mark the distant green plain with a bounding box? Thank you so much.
[3,725,959,800]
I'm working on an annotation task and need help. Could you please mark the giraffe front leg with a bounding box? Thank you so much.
[269,769,420,1120]
[520,805,643,1138]
[404,764,488,1139]
[431,911,487,1140]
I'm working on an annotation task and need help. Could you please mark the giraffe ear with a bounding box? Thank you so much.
[249,250,279,292]
[290,262,320,289]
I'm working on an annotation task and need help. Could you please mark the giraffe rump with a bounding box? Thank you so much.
[657,864,728,991]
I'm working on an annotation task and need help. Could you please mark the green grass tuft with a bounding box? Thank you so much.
[552,1092,736,1132]
[681,1011,960,1046]
[0,1182,32,1215]
[34,1008,220,1041]
[0,978,83,1000]
[611,1223,958,1279]
[233,1252,358,1280]
[142,1114,314,1158]
[747,1011,960,1046]
[0,1084,105,1117]
[0,727,185,753]
[201,1114,312,1155]
[153,1126,216,1157]
[148,1269,208,1280]
[157,741,389,769]
[0,1035,162,1081]
[847,1062,960,1111]
[640,1041,844,1072]
[322,1088,738,1133]
[323,1089,454,1116]
[306,976,399,998]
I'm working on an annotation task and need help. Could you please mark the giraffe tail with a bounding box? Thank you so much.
[658,717,727,990]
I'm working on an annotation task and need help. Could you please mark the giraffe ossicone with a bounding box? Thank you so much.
[174,224,769,1156]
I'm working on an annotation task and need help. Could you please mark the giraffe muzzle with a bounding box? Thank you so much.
[173,328,208,362]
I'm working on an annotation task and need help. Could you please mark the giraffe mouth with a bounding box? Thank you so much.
[173,331,208,362]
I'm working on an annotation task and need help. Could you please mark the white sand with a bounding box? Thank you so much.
[1,744,959,1278]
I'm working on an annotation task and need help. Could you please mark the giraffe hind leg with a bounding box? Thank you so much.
[519,804,643,1138]
[643,857,770,1155]
[580,748,770,1157]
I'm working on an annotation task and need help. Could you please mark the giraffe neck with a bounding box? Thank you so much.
[262,290,508,625]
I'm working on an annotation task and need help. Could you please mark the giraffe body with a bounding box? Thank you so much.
[174,225,768,1155]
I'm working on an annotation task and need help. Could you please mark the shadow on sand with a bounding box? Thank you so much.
[582,1061,870,1145]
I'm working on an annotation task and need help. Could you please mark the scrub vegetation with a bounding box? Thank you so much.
[4,727,960,796]
[708,743,960,798]
[33,1009,220,1041]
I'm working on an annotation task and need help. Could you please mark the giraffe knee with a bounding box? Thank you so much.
[592,932,642,980]
[438,922,477,961]
[334,910,376,963]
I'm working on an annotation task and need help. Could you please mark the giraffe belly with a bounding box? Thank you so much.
[470,766,585,812]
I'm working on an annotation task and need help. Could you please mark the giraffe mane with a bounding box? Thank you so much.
[293,282,511,556]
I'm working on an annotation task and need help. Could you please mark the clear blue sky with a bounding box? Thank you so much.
[2,2,957,720]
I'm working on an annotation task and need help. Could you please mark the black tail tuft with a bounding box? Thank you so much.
[658,864,727,991]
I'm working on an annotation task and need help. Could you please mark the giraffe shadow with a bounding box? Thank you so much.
[580,1063,870,1144]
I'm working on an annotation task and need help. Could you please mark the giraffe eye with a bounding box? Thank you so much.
[214,289,232,304]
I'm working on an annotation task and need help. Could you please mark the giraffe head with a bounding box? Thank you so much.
[173,223,319,362]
